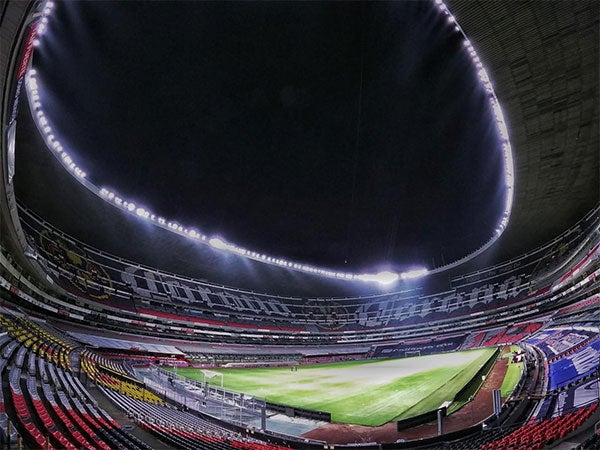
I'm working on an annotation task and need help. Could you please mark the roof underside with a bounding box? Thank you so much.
[447,0,599,261]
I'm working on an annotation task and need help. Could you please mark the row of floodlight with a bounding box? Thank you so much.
[27,69,419,285]
[24,2,427,285]
[22,0,515,284]
[28,71,87,181]
[34,1,53,39]
[95,189,413,283]
[434,0,514,240]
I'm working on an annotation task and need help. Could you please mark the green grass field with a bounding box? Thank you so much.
[500,345,524,397]
[170,347,497,427]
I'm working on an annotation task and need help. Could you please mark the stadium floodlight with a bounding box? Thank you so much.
[400,268,429,280]
[423,0,514,276]
[374,271,399,284]
[209,237,228,250]
[357,271,399,285]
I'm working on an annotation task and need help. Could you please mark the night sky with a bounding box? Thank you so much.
[20,1,506,274]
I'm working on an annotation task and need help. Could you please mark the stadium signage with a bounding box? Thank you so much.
[99,261,523,328]
[118,265,521,328]
[22,210,527,330]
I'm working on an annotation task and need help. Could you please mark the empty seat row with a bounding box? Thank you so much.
[481,402,599,450]
[99,384,290,450]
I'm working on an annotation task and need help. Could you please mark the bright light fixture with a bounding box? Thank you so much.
[400,268,429,280]
[357,271,400,285]
[209,237,228,250]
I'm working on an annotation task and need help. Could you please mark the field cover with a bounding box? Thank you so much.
[173,347,496,426]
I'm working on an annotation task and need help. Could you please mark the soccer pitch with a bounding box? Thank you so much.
[173,347,497,427]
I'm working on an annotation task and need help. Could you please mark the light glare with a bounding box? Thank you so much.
[400,268,429,280]
[209,237,228,250]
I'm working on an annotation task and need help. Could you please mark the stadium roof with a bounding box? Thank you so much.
[2,0,599,296]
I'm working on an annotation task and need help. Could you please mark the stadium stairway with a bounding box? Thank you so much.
[86,383,174,450]
[95,382,291,450]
